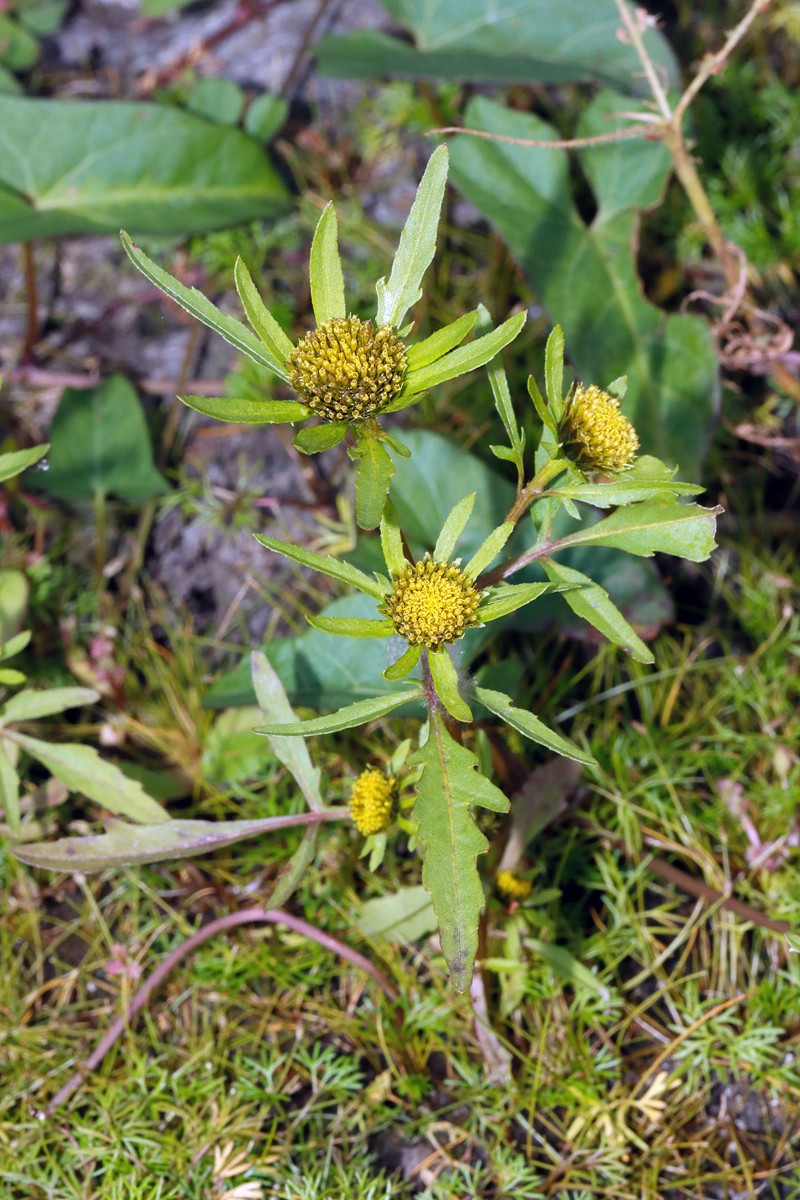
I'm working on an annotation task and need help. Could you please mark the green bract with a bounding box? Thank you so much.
[120,144,526,529]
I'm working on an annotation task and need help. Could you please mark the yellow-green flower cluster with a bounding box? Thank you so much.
[496,869,532,901]
[559,384,639,473]
[381,556,481,650]
[289,316,407,422]
[350,768,396,836]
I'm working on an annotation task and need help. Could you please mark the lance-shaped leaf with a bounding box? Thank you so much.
[405,311,477,372]
[398,310,526,399]
[376,143,448,329]
[254,534,387,599]
[542,560,653,663]
[544,324,565,420]
[180,394,310,425]
[307,614,393,639]
[12,812,341,873]
[409,709,509,991]
[250,651,323,812]
[309,201,346,325]
[383,643,422,681]
[293,423,349,454]
[0,630,31,662]
[465,522,514,580]
[481,304,525,476]
[8,733,170,823]
[121,232,285,377]
[474,686,595,765]
[0,444,49,484]
[0,687,98,724]
[352,436,396,530]
[527,374,557,436]
[232,257,295,377]
[548,456,705,508]
[477,582,549,623]
[428,646,472,722]
[551,497,721,562]
[255,688,422,738]
[0,743,20,834]
[380,502,407,576]
[433,493,475,562]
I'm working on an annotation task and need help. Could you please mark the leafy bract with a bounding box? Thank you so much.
[255,688,422,738]
[542,560,653,663]
[550,456,705,509]
[552,497,721,562]
[309,202,346,325]
[409,709,509,991]
[180,395,309,425]
[254,534,387,599]
[474,686,596,765]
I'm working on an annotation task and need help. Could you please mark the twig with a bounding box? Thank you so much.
[43,906,399,1116]
[612,0,672,119]
[21,243,39,363]
[673,0,774,123]
[429,124,651,151]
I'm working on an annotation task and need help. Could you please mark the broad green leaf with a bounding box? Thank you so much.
[254,534,387,599]
[405,311,477,371]
[0,742,20,834]
[375,143,448,329]
[0,630,30,662]
[449,94,719,477]
[122,233,283,375]
[186,77,245,126]
[250,651,323,811]
[180,394,309,425]
[552,497,721,562]
[9,733,170,823]
[309,202,346,325]
[474,686,596,765]
[550,455,705,508]
[465,522,514,580]
[244,93,289,142]
[0,97,286,243]
[33,376,168,503]
[409,709,509,990]
[307,614,393,639]
[433,493,475,562]
[477,582,549,623]
[255,688,422,738]
[292,423,348,454]
[380,502,407,576]
[383,643,422,681]
[428,647,472,722]
[316,1,678,93]
[544,325,565,420]
[354,437,396,530]
[359,885,438,941]
[0,444,48,484]
[12,812,339,873]
[542,559,653,663]
[233,257,295,376]
[0,686,98,724]
[400,310,526,398]
[0,669,25,686]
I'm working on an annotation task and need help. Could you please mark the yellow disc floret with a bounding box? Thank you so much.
[381,555,481,650]
[559,384,639,473]
[288,315,407,422]
[350,768,396,836]
[497,869,533,901]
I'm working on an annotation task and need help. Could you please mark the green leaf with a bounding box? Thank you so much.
[186,77,245,126]
[0,444,49,484]
[474,686,596,765]
[0,630,30,662]
[375,142,448,329]
[354,437,396,530]
[307,614,393,639]
[244,93,289,142]
[359,885,438,942]
[254,534,387,600]
[0,742,20,834]
[481,304,524,464]
[405,311,477,371]
[0,686,98,724]
[477,582,549,623]
[449,93,719,477]
[292,423,348,454]
[464,522,514,580]
[12,812,339,873]
[250,651,323,812]
[527,374,557,435]
[542,560,653,663]
[255,688,422,738]
[527,937,614,1002]
[0,669,26,686]
[409,709,509,991]
[9,733,170,823]
[0,97,286,243]
[180,394,309,425]
[233,257,295,377]
[433,493,475,562]
[0,14,38,71]
[550,455,705,508]
[309,202,346,325]
[544,324,565,420]
[380,502,407,576]
[552,497,721,562]
[383,643,421,681]
[34,376,168,503]
[401,310,526,398]
[121,233,283,376]
[428,647,472,722]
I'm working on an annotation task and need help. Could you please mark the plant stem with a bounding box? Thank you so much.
[505,457,567,525]
[94,489,107,601]
[21,243,39,363]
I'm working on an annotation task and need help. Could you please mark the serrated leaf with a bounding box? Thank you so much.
[180,394,309,425]
[0,742,20,834]
[255,688,422,738]
[552,497,721,562]
[400,310,526,398]
[542,560,653,663]
[477,582,549,623]
[474,686,595,765]
[9,733,170,823]
[549,455,704,508]
[250,651,323,811]
[433,493,475,562]
[354,437,396,530]
[405,311,477,371]
[429,647,472,722]
[307,614,393,639]
[0,444,49,484]
[465,521,514,580]
[0,686,98,724]
[309,202,346,325]
[292,422,348,454]
[376,143,448,329]
[233,256,295,376]
[544,324,565,419]
[409,710,509,990]
[254,533,387,599]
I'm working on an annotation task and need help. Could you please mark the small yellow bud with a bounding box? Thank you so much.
[559,384,639,473]
[289,316,407,421]
[380,555,481,650]
[496,869,532,901]
[350,768,396,836]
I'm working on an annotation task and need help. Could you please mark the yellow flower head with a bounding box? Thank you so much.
[350,768,396,836]
[288,315,407,422]
[381,555,481,650]
[496,869,533,901]
[559,384,639,473]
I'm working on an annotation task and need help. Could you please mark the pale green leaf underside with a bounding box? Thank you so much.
[474,686,596,766]
[254,534,387,600]
[255,688,422,737]
[0,686,98,724]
